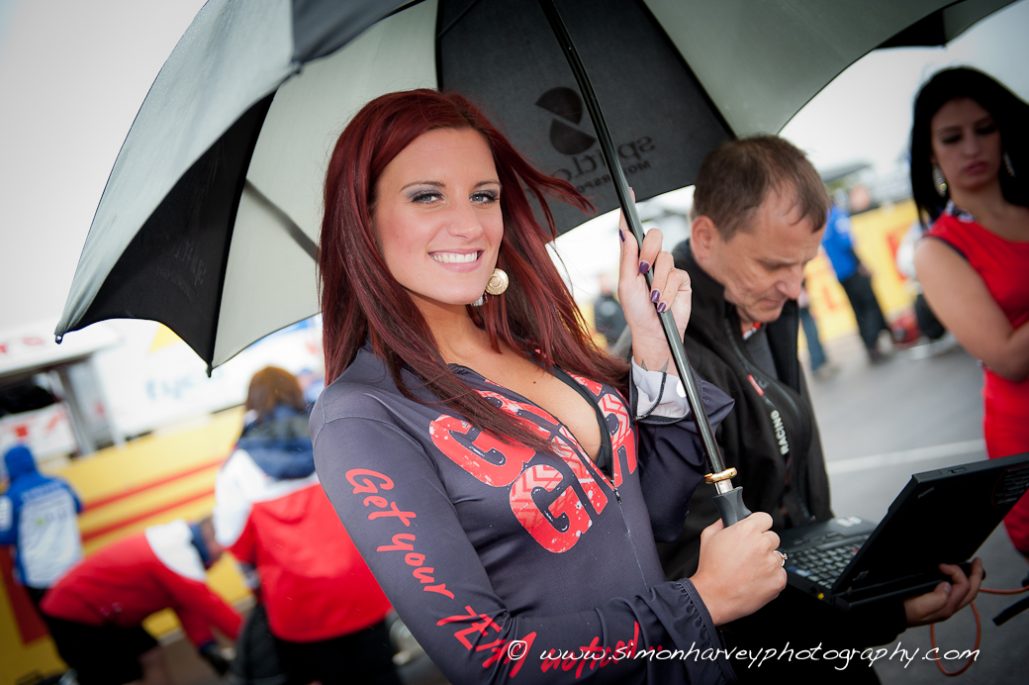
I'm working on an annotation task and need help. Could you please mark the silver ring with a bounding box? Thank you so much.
[779,551,788,567]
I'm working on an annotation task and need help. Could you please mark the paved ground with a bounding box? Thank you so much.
[168,333,1026,685]
[807,334,1027,685]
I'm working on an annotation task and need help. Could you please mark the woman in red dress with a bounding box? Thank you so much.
[911,67,1029,557]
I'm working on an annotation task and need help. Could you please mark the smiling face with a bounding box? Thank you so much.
[372,127,503,315]
[930,98,1002,195]
[694,185,825,325]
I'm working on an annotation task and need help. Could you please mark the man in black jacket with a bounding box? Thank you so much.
[658,136,982,682]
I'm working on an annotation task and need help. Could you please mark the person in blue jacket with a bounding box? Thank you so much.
[821,203,894,362]
[0,443,84,612]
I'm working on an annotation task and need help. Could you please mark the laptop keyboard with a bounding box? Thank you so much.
[786,541,863,587]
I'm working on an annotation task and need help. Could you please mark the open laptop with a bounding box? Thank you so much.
[779,453,1029,609]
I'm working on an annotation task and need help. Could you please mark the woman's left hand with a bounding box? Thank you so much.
[617,208,692,371]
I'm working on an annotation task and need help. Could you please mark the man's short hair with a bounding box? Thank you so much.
[692,135,828,239]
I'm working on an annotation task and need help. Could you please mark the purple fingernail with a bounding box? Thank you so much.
[619,230,625,242]
[657,302,668,314]
[639,261,650,275]
[650,289,660,303]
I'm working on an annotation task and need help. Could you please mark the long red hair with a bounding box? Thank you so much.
[319,89,627,448]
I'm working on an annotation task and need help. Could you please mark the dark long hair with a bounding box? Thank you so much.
[319,89,628,449]
[909,67,1029,225]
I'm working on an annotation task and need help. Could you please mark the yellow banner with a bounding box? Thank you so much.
[805,200,920,342]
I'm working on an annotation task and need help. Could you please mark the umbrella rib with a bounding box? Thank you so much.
[537,0,727,476]
[437,0,482,39]
[242,181,319,260]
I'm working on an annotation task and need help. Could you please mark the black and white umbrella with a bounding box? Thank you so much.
[56,0,1012,370]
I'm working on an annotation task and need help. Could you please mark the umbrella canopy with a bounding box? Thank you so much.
[56,0,1013,369]
[880,0,1012,46]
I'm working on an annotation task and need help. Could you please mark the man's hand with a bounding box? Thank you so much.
[904,559,984,626]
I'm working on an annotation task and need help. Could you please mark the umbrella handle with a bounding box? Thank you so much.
[706,469,752,526]
[538,0,746,526]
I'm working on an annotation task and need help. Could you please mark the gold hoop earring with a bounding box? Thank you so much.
[485,268,509,296]
[932,165,948,197]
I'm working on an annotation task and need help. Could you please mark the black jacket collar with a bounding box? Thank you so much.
[672,240,802,392]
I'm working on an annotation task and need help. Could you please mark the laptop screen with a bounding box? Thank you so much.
[838,453,1029,593]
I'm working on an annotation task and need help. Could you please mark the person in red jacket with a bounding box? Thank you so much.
[214,366,398,685]
[41,518,240,685]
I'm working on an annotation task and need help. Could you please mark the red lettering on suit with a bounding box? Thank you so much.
[567,375,604,396]
[481,633,535,678]
[437,604,502,649]
[567,373,637,486]
[597,392,636,487]
[437,606,535,678]
[429,378,635,553]
[478,390,609,518]
[346,468,394,493]
[347,471,453,599]
[430,417,534,487]
[546,438,608,516]
[510,464,592,553]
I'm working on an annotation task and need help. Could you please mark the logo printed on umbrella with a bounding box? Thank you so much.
[536,87,656,195]
[536,87,596,156]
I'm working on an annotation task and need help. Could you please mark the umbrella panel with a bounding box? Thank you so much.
[879,0,1013,47]
[69,96,274,365]
[439,0,732,231]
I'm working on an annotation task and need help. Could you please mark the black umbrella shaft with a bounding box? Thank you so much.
[538,0,727,476]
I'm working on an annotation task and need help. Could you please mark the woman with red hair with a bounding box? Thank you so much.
[312,89,784,684]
